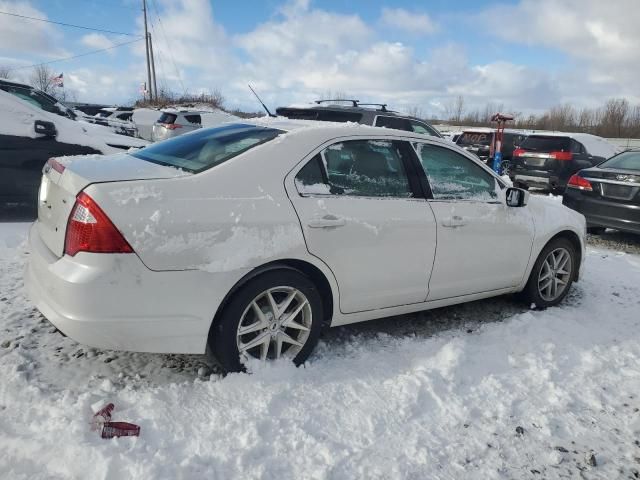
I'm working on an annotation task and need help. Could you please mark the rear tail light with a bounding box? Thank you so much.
[513,148,525,157]
[567,174,592,191]
[46,157,66,174]
[163,123,182,130]
[64,192,133,256]
[550,151,573,161]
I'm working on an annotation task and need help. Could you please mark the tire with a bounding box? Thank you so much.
[521,238,577,309]
[587,226,606,235]
[209,269,324,373]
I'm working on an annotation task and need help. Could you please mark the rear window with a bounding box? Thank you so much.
[598,151,640,171]
[375,116,411,131]
[184,114,201,125]
[521,136,571,152]
[457,132,492,147]
[131,124,283,173]
[158,112,177,124]
[276,107,362,123]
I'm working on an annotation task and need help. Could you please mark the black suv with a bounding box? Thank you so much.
[276,100,443,138]
[456,129,527,167]
[510,133,617,192]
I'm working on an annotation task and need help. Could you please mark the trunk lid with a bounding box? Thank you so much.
[581,167,640,204]
[36,152,189,258]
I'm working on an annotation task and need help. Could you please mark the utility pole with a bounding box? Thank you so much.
[149,33,158,100]
[142,0,153,101]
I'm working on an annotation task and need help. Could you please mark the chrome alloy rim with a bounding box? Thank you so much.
[236,287,312,361]
[537,247,572,302]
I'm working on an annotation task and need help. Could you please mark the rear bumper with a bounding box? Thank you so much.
[24,223,231,354]
[563,190,640,234]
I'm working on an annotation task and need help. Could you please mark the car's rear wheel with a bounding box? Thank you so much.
[522,238,576,308]
[209,269,323,372]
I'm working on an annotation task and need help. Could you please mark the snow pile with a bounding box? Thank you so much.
[1,223,640,478]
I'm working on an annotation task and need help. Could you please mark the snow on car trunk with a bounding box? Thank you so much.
[36,153,190,258]
[2,221,640,478]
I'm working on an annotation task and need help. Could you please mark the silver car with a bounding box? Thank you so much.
[151,111,202,142]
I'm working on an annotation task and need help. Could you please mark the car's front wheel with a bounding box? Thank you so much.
[521,238,577,308]
[209,269,324,372]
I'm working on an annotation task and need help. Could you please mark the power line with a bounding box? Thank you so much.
[0,10,142,37]
[150,0,186,94]
[7,38,144,71]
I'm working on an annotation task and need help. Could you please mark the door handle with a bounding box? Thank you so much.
[442,215,467,228]
[308,214,347,229]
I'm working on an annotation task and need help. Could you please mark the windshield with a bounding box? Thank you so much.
[132,124,284,173]
[598,151,640,171]
[457,132,492,147]
[521,136,570,152]
[0,83,73,119]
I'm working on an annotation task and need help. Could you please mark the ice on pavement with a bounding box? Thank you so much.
[1,222,640,478]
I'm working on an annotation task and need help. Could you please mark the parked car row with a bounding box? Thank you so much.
[0,79,147,213]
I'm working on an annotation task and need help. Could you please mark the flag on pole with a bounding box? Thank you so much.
[52,73,64,88]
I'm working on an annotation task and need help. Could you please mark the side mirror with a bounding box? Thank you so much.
[506,187,529,207]
[34,120,57,138]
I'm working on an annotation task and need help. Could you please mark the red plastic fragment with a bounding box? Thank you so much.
[91,403,114,431]
[101,421,141,439]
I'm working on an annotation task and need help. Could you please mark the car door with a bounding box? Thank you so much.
[412,142,535,301]
[287,138,437,313]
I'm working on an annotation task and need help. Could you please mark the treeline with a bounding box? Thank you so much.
[134,88,261,119]
[438,96,640,138]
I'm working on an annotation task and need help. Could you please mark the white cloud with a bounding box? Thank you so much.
[380,8,438,36]
[478,0,640,104]
[6,0,637,115]
[80,33,116,52]
[0,0,66,61]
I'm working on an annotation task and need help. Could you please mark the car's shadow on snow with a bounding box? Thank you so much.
[15,286,585,392]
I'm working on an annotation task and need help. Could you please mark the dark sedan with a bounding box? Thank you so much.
[563,149,640,235]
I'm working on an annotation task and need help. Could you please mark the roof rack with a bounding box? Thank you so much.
[357,103,388,112]
[315,99,360,107]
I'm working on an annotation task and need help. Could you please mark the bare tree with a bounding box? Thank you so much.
[29,65,57,94]
[600,98,629,137]
[406,105,426,119]
[0,65,12,79]
[547,104,576,131]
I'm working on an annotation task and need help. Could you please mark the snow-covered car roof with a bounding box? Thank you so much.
[527,131,620,158]
[0,89,147,153]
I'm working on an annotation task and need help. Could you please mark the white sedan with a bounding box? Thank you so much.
[25,120,586,372]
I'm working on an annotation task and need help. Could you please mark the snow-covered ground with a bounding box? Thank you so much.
[1,222,640,479]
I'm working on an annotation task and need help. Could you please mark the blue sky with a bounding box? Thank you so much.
[1,0,637,115]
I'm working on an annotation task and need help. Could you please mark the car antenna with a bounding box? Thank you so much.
[248,84,276,118]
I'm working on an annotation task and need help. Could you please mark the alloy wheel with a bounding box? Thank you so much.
[236,286,312,361]
[537,247,572,302]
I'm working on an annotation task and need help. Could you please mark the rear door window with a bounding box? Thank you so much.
[132,124,283,173]
[414,143,498,201]
[158,113,177,124]
[375,116,412,131]
[295,140,414,198]
[184,114,202,125]
[521,136,571,152]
